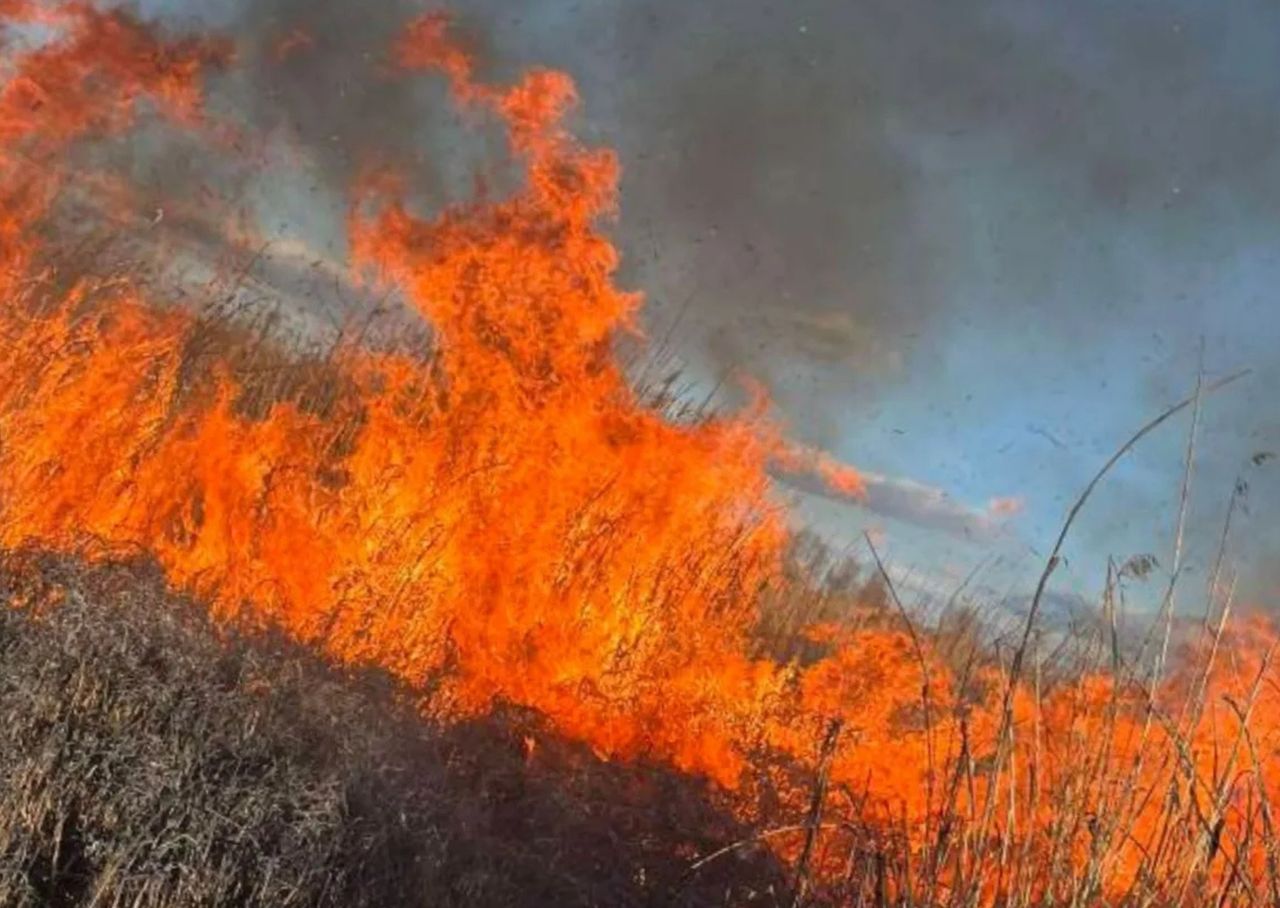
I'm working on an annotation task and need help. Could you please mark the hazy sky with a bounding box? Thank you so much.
[134,0,1280,610]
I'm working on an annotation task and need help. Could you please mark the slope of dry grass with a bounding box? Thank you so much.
[0,549,787,907]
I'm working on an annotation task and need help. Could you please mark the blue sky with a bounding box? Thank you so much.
[136,0,1280,610]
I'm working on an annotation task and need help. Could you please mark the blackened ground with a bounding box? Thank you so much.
[0,549,788,907]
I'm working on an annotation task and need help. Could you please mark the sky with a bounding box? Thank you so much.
[130,0,1280,613]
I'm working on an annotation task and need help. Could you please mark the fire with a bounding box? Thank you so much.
[0,1,802,787]
[272,27,314,63]
[1,6,1278,904]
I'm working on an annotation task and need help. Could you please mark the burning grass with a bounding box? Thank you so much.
[1,4,1280,906]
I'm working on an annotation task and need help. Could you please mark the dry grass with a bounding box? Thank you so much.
[0,548,788,907]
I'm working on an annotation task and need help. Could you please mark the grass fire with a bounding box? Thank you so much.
[1,4,1277,907]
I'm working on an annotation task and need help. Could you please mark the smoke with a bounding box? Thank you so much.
[774,467,1023,543]
[562,0,1280,411]
[125,0,1280,380]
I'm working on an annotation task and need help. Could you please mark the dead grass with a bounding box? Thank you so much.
[0,548,788,907]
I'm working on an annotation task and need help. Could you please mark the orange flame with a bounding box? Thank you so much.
[272,27,314,63]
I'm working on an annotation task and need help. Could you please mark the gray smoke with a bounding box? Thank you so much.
[123,0,1280,379]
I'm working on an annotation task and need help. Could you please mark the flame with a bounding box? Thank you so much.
[1,7,1278,903]
[272,27,314,63]
[0,3,797,788]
